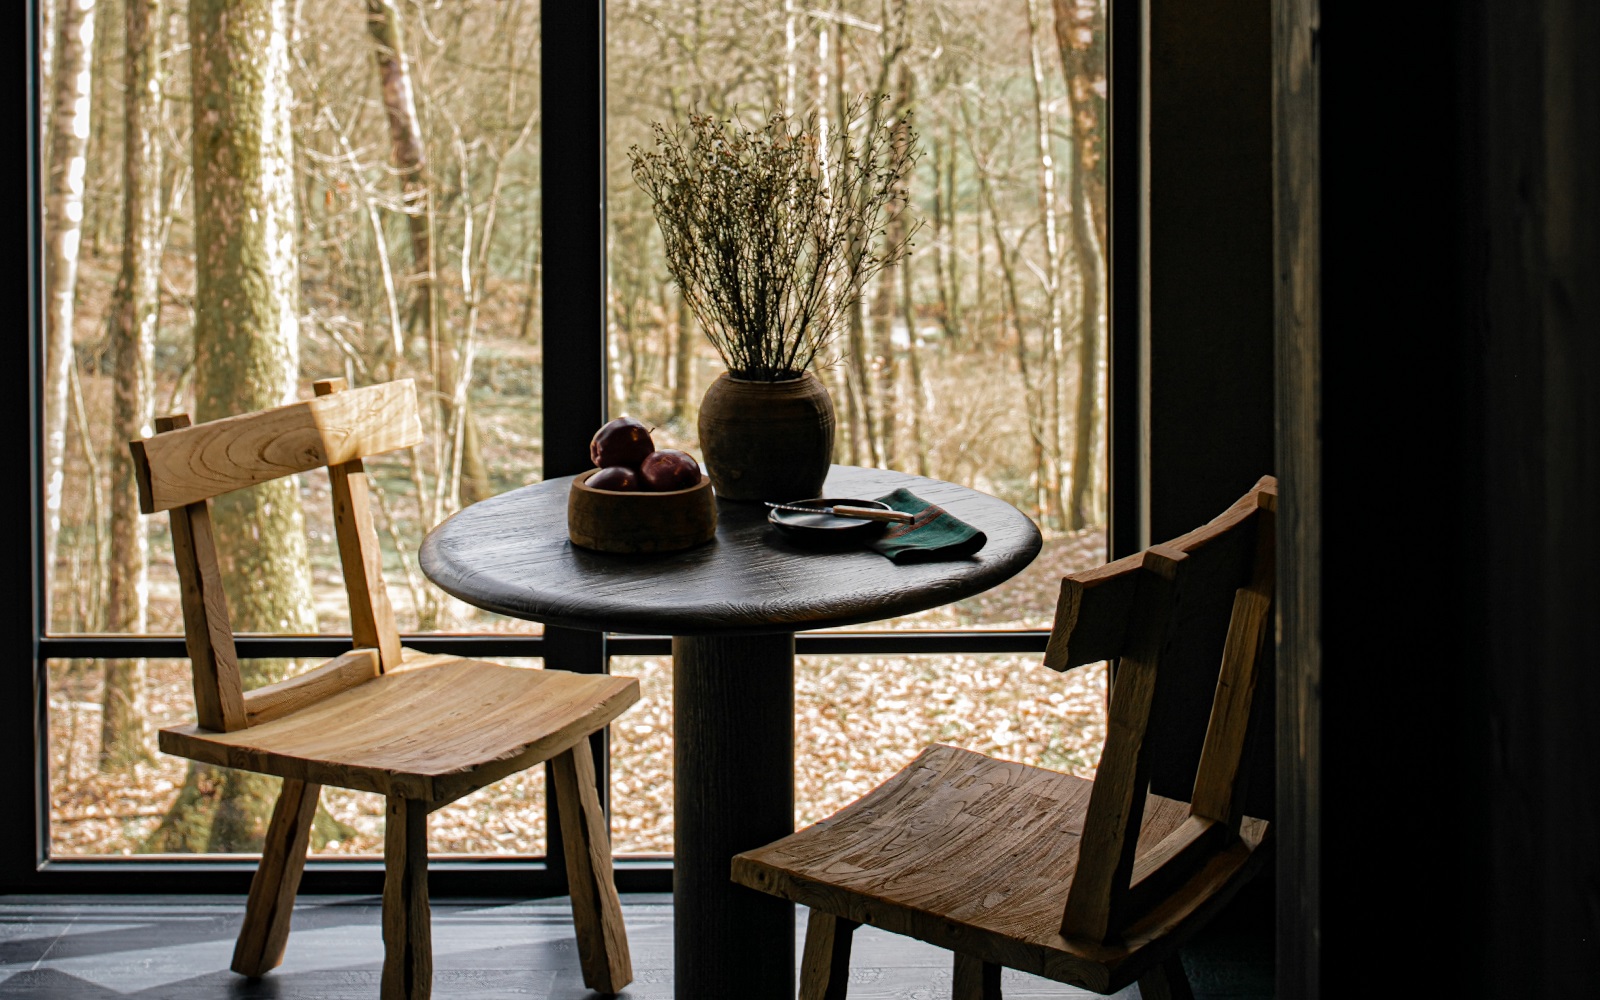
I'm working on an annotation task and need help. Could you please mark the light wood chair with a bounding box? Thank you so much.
[129,378,639,1000]
[733,476,1278,999]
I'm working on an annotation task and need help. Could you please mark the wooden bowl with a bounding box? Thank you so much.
[567,469,717,553]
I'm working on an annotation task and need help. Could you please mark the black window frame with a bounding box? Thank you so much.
[3,0,1141,896]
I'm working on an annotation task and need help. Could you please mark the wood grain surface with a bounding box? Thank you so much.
[550,743,633,993]
[159,648,639,804]
[671,633,797,999]
[231,778,321,977]
[420,465,1042,636]
[731,744,1268,995]
[381,796,431,1000]
[799,909,858,1000]
[315,379,406,671]
[133,380,423,513]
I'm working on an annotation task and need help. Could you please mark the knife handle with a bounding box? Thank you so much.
[833,505,915,523]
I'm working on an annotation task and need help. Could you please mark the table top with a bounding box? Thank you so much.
[419,465,1043,636]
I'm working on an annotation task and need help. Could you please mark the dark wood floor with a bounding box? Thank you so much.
[0,885,1272,999]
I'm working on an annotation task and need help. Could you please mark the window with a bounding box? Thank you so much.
[14,0,1117,893]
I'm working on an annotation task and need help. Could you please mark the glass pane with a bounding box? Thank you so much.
[606,652,1107,854]
[794,651,1107,830]
[606,2,1111,629]
[41,0,543,636]
[49,656,548,858]
[607,654,674,856]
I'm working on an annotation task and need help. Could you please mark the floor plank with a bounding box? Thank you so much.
[0,892,1271,999]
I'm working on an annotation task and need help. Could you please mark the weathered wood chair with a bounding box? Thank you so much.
[733,476,1277,999]
[129,378,638,1000]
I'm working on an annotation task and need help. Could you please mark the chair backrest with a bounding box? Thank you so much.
[1044,475,1277,942]
[129,378,424,733]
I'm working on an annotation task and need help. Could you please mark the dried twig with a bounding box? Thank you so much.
[630,98,921,381]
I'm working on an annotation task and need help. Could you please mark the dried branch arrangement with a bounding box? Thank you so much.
[630,98,921,381]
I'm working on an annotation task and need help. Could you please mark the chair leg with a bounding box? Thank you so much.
[551,741,633,994]
[799,909,858,1000]
[1137,955,1195,1000]
[232,778,320,976]
[382,796,432,1000]
[952,951,1002,999]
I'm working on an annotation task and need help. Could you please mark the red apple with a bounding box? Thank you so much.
[589,416,655,469]
[639,449,703,491]
[587,466,640,491]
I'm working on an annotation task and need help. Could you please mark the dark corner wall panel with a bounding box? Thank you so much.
[1141,0,1276,817]
[1309,1,1599,996]
[1144,0,1276,549]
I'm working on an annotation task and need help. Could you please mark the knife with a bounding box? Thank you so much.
[764,502,915,524]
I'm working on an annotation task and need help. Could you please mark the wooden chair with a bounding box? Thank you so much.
[129,378,639,1000]
[733,476,1278,999]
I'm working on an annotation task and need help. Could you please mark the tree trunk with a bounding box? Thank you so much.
[1067,155,1103,529]
[362,0,434,355]
[42,0,97,630]
[1053,0,1109,527]
[147,0,318,855]
[672,289,695,423]
[832,24,880,468]
[40,0,58,141]
[901,226,930,477]
[1052,0,1108,256]
[872,71,917,471]
[930,128,961,346]
[100,0,164,770]
[82,0,119,262]
[943,115,962,343]
[1026,0,1066,530]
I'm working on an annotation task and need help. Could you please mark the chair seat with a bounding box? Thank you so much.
[160,649,640,803]
[732,744,1268,994]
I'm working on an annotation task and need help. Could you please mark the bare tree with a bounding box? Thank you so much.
[42,0,97,624]
[100,0,165,769]
[1053,0,1107,527]
[1024,0,1066,529]
[362,0,483,506]
[363,0,434,352]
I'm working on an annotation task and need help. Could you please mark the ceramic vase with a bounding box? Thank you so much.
[697,371,836,501]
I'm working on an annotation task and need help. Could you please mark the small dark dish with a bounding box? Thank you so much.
[767,497,893,548]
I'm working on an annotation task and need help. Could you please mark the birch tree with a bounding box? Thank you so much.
[363,0,492,505]
[1025,0,1066,528]
[42,0,97,621]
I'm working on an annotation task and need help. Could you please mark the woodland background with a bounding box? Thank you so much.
[38,0,1109,857]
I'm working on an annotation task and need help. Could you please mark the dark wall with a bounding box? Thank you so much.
[1310,1,1598,995]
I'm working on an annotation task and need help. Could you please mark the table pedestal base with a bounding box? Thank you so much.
[672,632,795,1000]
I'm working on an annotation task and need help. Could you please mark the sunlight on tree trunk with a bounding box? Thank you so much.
[146,0,323,856]
[1053,0,1109,528]
[1025,0,1067,529]
[42,0,97,628]
[100,0,165,770]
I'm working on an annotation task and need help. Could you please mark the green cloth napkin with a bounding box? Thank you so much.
[868,488,988,564]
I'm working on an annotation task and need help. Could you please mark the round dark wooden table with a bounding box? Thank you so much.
[419,464,1042,1000]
